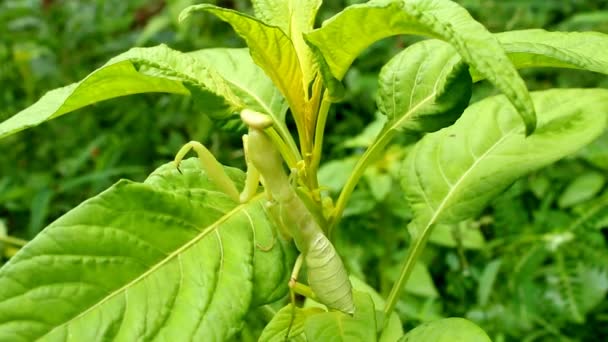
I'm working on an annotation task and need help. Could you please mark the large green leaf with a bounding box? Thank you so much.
[471,29,608,81]
[400,318,491,342]
[377,39,472,135]
[403,89,608,236]
[303,291,377,342]
[187,48,290,142]
[306,0,536,133]
[180,5,307,127]
[0,45,247,140]
[0,158,292,341]
[329,39,472,225]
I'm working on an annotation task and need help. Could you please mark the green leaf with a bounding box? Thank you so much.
[364,169,393,201]
[401,317,491,342]
[259,304,324,342]
[263,280,399,342]
[0,44,246,140]
[379,313,404,342]
[342,114,387,148]
[429,222,486,250]
[471,29,608,81]
[570,191,608,231]
[403,89,608,237]
[0,158,293,341]
[377,39,472,134]
[187,48,290,143]
[180,5,308,132]
[405,262,439,298]
[558,171,606,208]
[306,0,536,134]
[579,131,608,171]
[304,291,377,342]
[348,276,404,342]
[252,0,322,88]
[477,259,502,307]
[318,157,359,193]
[576,264,608,314]
[429,30,608,82]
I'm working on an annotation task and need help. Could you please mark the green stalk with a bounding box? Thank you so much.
[383,222,433,322]
[0,235,28,247]
[266,127,301,169]
[272,121,302,166]
[309,91,331,182]
[328,129,395,236]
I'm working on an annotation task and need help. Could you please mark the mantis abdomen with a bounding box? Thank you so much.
[305,232,354,314]
[279,191,355,314]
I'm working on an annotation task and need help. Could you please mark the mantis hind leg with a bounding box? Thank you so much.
[285,254,317,341]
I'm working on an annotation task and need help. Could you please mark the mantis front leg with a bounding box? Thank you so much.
[173,138,264,204]
[174,141,240,203]
[173,140,275,252]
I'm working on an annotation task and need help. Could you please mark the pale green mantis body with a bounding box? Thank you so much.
[173,109,355,315]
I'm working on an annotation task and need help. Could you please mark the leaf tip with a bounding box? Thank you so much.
[177,8,193,23]
[178,4,211,23]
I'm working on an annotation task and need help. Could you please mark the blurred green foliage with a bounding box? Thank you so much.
[1,1,607,341]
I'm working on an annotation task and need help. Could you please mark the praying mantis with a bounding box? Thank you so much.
[173,109,355,316]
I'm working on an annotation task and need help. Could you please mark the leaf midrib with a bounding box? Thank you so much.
[206,6,305,116]
[39,192,264,339]
[223,77,276,119]
[418,128,516,231]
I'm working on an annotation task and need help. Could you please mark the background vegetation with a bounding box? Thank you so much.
[1,1,607,341]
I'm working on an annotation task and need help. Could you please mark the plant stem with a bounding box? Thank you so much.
[267,127,301,168]
[273,123,302,165]
[383,222,433,322]
[309,91,331,181]
[328,129,395,237]
[0,235,28,247]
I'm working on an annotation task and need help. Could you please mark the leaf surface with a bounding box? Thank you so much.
[558,171,606,208]
[180,5,307,129]
[306,0,536,133]
[258,304,324,342]
[0,45,286,140]
[377,39,472,135]
[347,277,404,342]
[477,259,502,307]
[0,45,243,139]
[403,89,608,237]
[187,48,290,141]
[429,222,486,250]
[252,0,322,88]
[303,291,377,342]
[0,158,292,341]
[471,29,608,81]
[401,317,491,342]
